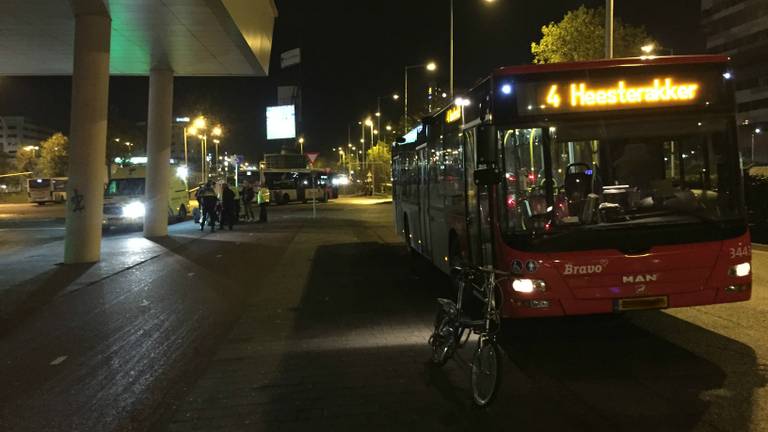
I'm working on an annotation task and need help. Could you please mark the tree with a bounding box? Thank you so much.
[531,6,657,64]
[366,143,392,193]
[38,133,69,177]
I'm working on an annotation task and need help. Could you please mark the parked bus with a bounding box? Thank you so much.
[393,55,751,318]
[262,168,329,204]
[26,177,68,204]
[51,177,68,202]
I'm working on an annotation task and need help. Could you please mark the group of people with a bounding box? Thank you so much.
[195,180,270,232]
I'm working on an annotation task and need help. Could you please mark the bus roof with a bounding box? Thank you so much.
[493,55,730,77]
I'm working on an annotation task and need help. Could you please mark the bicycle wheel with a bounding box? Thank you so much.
[471,337,503,407]
[429,310,456,366]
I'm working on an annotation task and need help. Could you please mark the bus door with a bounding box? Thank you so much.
[417,145,431,256]
[464,128,493,265]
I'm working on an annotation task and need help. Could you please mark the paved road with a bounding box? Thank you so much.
[0,198,766,431]
[0,202,66,223]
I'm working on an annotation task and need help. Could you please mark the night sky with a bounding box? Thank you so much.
[0,0,703,162]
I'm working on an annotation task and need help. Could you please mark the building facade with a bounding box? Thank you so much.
[702,0,768,162]
[0,116,55,155]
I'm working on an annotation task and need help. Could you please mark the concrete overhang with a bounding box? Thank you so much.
[0,0,278,76]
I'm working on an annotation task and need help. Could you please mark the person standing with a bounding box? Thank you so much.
[257,183,270,223]
[220,183,236,231]
[199,181,218,232]
[242,181,255,221]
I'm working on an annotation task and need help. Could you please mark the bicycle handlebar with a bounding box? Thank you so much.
[451,265,510,277]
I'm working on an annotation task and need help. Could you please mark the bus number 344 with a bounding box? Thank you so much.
[730,246,751,259]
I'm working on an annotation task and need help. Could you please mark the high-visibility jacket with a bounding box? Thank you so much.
[257,187,271,204]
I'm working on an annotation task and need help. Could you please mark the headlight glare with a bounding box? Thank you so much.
[729,262,751,277]
[512,279,547,293]
[122,201,146,219]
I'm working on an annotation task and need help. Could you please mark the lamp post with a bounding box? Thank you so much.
[605,0,614,59]
[753,128,762,162]
[449,0,495,98]
[212,125,223,172]
[299,137,305,154]
[190,116,208,181]
[22,145,40,158]
[0,116,7,152]
[404,62,437,132]
[375,93,399,139]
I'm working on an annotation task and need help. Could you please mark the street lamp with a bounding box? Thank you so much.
[211,126,223,170]
[404,62,437,131]
[299,137,305,153]
[449,0,495,97]
[374,93,399,140]
[640,43,673,56]
[22,145,40,157]
[753,128,763,161]
[641,43,655,54]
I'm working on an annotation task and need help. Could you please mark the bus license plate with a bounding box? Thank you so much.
[615,296,668,312]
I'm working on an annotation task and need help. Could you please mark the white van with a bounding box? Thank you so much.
[103,165,190,227]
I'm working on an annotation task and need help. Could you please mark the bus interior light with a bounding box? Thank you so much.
[501,83,513,95]
[729,262,751,277]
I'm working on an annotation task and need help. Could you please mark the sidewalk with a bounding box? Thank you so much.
[0,223,204,335]
[157,205,504,431]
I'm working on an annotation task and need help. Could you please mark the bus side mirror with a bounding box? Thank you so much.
[474,168,502,186]
[477,125,497,166]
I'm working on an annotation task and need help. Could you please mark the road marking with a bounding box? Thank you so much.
[140,299,150,306]
[49,356,68,366]
[216,254,223,258]
[187,272,195,277]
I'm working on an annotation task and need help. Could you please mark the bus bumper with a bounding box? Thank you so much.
[503,286,751,318]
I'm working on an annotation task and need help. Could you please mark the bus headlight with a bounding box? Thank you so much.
[729,262,751,277]
[122,201,146,219]
[512,279,547,293]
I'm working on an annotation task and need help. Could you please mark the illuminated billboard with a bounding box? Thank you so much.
[266,105,296,140]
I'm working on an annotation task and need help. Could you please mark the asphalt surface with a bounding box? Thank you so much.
[0,198,766,431]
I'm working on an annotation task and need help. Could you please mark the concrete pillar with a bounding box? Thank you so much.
[144,69,174,237]
[64,13,111,264]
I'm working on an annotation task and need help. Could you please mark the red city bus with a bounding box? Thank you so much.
[393,56,751,318]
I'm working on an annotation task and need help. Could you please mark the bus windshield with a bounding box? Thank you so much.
[28,179,51,190]
[106,178,145,197]
[500,116,743,236]
[264,172,299,189]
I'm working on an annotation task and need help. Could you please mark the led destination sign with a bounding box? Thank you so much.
[549,78,699,108]
[517,76,706,115]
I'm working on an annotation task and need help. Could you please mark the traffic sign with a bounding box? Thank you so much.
[306,152,320,165]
